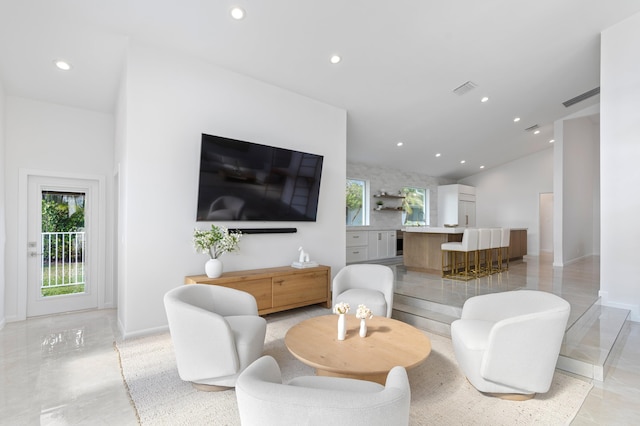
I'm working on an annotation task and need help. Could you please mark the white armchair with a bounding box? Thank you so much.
[236,355,411,426]
[451,290,570,399]
[332,264,394,317]
[163,284,266,390]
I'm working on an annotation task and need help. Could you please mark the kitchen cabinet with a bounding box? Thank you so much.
[346,229,397,263]
[367,230,397,260]
[346,230,369,263]
[437,184,476,227]
[509,229,528,259]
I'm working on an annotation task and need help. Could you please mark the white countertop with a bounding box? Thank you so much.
[346,227,400,232]
[403,226,466,234]
[403,227,528,234]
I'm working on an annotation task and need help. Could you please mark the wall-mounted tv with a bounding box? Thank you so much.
[196,133,324,222]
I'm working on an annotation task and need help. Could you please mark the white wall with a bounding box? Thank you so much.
[3,97,115,321]
[117,43,347,337]
[539,193,553,253]
[561,116,600,263]
[600,12,640,321]
[115,60,127,332]
[552,104,601,266]
[459,148,554,256]
[0,80,5,328]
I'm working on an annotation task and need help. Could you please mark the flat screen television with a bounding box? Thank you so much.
[196,133,324,222]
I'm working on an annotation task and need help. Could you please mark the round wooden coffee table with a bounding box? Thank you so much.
[284,314,431,384]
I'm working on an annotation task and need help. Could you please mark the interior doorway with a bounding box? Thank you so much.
[539,193,554,254]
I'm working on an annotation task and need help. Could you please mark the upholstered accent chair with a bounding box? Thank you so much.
[332,264,395,318]
[235,355,411,426]
[451,290,570,400]
[163,284,266,391]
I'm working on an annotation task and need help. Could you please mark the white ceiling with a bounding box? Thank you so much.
[2,1,639,180]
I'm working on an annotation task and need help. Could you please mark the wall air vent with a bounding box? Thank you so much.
[452,81,477,96]
[524,124,539,132]
[562,87,600,108]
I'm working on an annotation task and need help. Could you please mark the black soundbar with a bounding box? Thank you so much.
[229,228,298,234]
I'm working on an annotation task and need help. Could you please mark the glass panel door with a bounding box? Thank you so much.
[27,176,98,317]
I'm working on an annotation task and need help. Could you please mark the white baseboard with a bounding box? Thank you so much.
[564,253,599,266]
[119,323,170,340]
[599,291,639,322]
[554,253,600,268]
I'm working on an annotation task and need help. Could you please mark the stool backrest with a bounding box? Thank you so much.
[478,228,491,250]
[490,228,502,249]
[461,228,479,251]
[501,228,511,247]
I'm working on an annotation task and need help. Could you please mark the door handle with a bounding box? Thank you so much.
[29,252,42,257]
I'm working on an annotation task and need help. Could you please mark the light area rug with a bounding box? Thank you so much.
[115,306,593,426]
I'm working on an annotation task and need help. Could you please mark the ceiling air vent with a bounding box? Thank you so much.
[524,124,539,132]
[563,87,600,108]
[453,81,477,96]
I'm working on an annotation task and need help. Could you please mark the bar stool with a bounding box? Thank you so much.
[441,228,478,280]
[499,228,511,271]
[475,228,491,277]
[489,228,502,274]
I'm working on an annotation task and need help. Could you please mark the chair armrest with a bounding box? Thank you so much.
[164,296,239,381]
[385,366,410,391]
[237,355,283,385]
[480,310,569,391]
[332,268,350,307]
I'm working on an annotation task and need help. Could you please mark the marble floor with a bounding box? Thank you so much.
[0,309,137,425]
[391,253,601,329]
[1,254,639,425]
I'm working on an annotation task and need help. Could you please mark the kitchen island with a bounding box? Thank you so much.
[403,227,527,273]
[403,227,465,273]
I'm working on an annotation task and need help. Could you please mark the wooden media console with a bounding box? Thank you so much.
[184,265,331,315]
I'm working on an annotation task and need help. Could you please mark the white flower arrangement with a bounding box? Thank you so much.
[333,302,350,315]
[193,225,241,259]
[355,304,373,320]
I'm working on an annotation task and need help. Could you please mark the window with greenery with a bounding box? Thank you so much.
[402,187,427,226]
[346,178,368,226]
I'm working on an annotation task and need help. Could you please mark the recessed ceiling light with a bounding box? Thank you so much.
[480,165,485,169]
[54,60,71,71]
[481,97,489,103]
[460,160,466,164]
[513,117,521,122]
[330,55,341,64]
[396,142,403,147]
[435,153,441,157]
[534,130,540,135]
[549,139,555,143]
[230,7,246,20]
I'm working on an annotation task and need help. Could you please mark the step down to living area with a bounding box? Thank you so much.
[392,293,630,381]
[557,302,630,381]
[392,293,461,338]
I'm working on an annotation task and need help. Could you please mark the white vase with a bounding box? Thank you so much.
[337,314,346,341]
[205,258,223,278]
[359,319,367,337]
